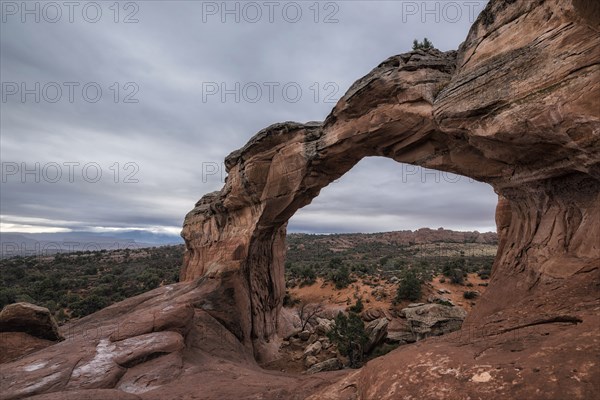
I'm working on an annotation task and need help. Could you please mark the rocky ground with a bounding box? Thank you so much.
[262,273,486,373]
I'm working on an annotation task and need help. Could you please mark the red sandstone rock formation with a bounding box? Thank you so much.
[181,0,600,364]
[1,0,598,399]
[0,303,64,363]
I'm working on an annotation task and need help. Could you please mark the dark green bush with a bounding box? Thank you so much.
[463,291,478,300]
[396,270,422,302]
[412,38,434,50]
[349,297,364,313]
[327,312,368,368]
[330,260,352,289]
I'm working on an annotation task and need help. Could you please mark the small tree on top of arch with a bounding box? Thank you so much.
[412,38,434,50]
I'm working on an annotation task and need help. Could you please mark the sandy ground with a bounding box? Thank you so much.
[427,273,488,311]
[288,273,487,313]
[288,277,397,312]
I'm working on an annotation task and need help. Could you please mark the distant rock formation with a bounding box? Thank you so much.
[1,1,598,399]
[288,228,499,247]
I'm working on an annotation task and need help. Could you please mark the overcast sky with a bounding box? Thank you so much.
[0,0,496,236]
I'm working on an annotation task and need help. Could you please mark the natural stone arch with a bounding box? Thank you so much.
[182,0,599,361]
[181,50,469,359]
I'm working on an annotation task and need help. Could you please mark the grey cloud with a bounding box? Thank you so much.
[1,0,493,234]
[289,157,497,233]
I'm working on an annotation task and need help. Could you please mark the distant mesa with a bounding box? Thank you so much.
[0,231,183,258]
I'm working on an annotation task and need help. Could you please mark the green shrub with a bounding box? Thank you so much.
[0,287,19,309]
[463,291,478,300]
[450,270,465,285]
[412,38,434,50]
[331,263,352,289]
[379,256,390,267]
[299,265,316,286]
[84,265,98,275]
[70,294,107,317]
[349,297,364,313]
[396,270,422,302]
[327,312,368,368]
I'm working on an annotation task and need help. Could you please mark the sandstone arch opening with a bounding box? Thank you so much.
[281,157,498,365]
[288,157,498,234]
[285,156,499,297]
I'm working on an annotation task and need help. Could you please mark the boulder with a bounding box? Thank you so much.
[303,341,322,357]
[402,303,466,340]
[316,307,346,320]
[277,307,302,339]
[298,330,311,341]
[314,317,334,335]
[364,318,389,353]
[0,302,62,341]
[304,355,318,368]
[385,330,416,345]
[360,308,386,322]
[306,358,342,374]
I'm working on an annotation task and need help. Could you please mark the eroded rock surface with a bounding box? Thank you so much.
[0,282,340,400]
[402,303,467,340]
[0,302,63,363]
[0,332,54,364]
[0,302,63,341]
[364,318,389,353]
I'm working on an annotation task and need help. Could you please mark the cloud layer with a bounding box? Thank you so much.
[1,1,494,234]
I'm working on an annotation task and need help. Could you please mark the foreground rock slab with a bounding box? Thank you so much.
[0,332,54,364]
